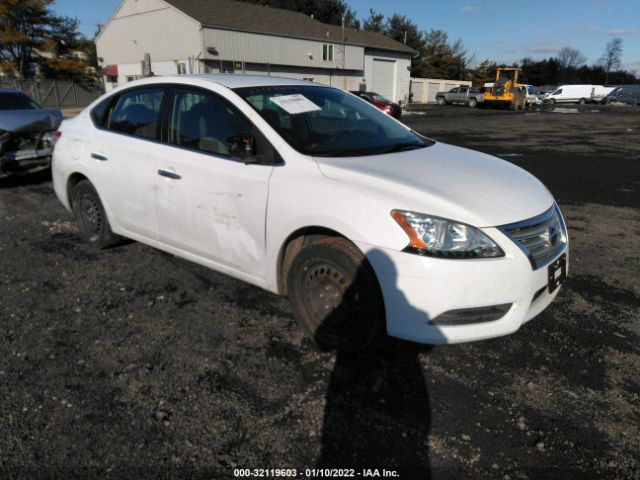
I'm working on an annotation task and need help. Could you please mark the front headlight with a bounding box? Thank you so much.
[391,210,504,258]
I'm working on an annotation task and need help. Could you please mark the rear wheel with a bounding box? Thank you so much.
[468,98,478,108]
[436,96,446,106]
[579,98,587,105]
[71,179,121,249]
[286,237,384,353]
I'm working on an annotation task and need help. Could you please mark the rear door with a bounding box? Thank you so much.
[456,87,469,103]
[153,86,273,279]
[88,86,165,238]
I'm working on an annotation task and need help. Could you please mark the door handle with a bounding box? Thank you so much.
[157,169,181,180]
[91,152,108,161]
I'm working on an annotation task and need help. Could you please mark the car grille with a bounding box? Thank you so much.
[499,205,567,270]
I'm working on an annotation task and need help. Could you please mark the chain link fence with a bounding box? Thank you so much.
[0,80,104,108]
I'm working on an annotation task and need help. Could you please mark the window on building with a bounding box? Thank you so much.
[108,87,164,140]
[220,61,234,73]
[176,62,187,74]
[322,44,334,62]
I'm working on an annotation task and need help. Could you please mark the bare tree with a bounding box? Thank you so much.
[599,37,623,84]
[557,46,586,69]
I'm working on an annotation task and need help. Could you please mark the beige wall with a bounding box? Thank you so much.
[96,0,201,66]
[202,28,364,71]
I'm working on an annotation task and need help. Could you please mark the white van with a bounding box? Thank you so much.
[545,85,610,104]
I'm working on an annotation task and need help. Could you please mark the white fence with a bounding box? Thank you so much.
[410,78,472,104]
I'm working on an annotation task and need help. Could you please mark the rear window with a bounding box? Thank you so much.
[107,88,164,140]
[0,92,40,110]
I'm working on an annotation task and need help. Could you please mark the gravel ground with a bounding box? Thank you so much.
[1,104,639,479]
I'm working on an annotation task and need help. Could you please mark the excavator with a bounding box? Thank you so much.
[483,67,527,110]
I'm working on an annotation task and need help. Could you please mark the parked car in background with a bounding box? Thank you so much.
[53,75,568,352]
[602,85,640,105]
[0,88,62,178]
[523,85,543,106]
[349,91,402,118]
[544,84,613,104]
[436,86,484,107]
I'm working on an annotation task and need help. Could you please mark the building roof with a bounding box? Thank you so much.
[164,0,416,55]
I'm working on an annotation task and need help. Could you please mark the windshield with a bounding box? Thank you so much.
[234,85,430,157]
[371,93,390,103]
[0,92,41,110]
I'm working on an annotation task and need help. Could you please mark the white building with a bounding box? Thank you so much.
[96,0,415,103]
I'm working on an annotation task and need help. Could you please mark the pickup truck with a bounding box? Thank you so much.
[436,86,484,107]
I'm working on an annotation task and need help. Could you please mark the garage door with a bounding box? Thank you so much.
[371,59,395,101]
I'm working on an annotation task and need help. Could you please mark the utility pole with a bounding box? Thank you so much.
[342,14,346,90]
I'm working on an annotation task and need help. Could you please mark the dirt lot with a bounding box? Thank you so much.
[1,104,639,479]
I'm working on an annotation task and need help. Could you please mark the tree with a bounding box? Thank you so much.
[0,0,91,80]
[383,14,429,77]
[557,46,586,70]
[471,59,497,87]
[599,37,622,84]
[362,9,384,32]
[422,29,469,79]
[0,0,54,78]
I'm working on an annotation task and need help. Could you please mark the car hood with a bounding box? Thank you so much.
[0,108,63,133]
[313,141,554,227]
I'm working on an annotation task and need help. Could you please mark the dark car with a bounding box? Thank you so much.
[349,91,402,118]
[602,85,640,105]
[0,88,63,178]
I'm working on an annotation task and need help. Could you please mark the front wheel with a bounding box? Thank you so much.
[548,98,556,105]
[579,98,587,105]
[287,237,384,353]
[71,179,121,249]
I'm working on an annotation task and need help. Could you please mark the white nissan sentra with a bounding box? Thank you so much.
[52,75,568,352]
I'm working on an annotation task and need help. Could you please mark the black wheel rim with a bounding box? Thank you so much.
[302,262,359,345]
[77,193,102,241]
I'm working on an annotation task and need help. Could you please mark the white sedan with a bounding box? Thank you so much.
[52,75,568,352]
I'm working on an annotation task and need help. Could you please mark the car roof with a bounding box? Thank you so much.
[0,87,25,94]
[122,74,322,90]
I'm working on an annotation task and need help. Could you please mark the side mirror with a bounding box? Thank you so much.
[227,134,256,161]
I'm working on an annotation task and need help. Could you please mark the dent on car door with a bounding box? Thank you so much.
[89,86,165,237]
[154,87,273,278]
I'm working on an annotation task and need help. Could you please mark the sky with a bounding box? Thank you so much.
[51,0,640,73]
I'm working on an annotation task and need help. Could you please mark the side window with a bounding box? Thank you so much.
[108,88,164,140]
[91,96,114,128]
[169,88,254,157]
[459,87,468,93]
[553,88,562,95]
[449,88,459,93]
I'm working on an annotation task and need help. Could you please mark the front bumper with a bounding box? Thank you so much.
[358,228,568,344]
[0,148,52,177]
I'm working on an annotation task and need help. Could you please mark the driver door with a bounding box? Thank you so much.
[153,87,274,279]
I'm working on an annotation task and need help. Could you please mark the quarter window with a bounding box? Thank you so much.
[168,88,253,157]
[322,44,334,62]
[108,88,164,140]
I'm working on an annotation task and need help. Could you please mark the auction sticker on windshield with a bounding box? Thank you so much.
[270,94,321,114]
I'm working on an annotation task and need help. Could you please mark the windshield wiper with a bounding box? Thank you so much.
[383,142,426,154]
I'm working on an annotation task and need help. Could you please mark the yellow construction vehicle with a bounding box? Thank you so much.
[483,67,527,110]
